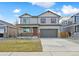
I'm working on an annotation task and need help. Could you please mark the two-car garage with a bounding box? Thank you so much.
[40,29,58,38]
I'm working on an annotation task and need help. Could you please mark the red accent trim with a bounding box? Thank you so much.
[33,27,38,36]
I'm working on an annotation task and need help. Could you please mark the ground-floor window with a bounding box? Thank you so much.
[23,28,31,32]
[0,27,4,33]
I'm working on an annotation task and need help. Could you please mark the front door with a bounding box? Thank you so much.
[33,27,38,36]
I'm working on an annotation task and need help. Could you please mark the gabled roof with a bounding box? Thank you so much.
[59,16,71,23]
[31,16,38,17]
[71,12,79,17]
[38,10,61,17]
[0,20,13,26]
[19,13,32,18]
[19,10,61,18]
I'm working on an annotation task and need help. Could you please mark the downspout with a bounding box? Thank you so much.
[7,26,9,38]
[4,26,5,38]
[74,16,76,32]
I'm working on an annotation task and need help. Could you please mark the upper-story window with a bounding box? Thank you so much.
[51,18,56,23]
[23,17,30,24]
[64,21,68,24]
[75,16,79,23]
[41,18,46,23]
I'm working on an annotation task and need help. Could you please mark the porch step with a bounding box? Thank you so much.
[17,36,38,39]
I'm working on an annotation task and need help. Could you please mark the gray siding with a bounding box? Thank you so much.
[20,17,59,25]
[39,11,58,17]
[19,11,60,25]
[38,17,59,25]
[30,18,38,24]
[70,13,79,24]
[20,17,38,24]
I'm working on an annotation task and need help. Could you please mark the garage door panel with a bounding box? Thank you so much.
[40,29,58,38]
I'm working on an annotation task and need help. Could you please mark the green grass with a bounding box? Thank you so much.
[0,39,42,52]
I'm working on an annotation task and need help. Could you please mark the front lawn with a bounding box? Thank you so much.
[0,39,42,52]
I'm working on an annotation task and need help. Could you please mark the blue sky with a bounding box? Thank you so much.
[0,2,79,24]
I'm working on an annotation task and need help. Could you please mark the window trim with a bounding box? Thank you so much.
[40,18,46,23]
[23,28,31,33]
[23,17,30,24]
[76,25,79,32]
[51,18,56,23]
[75,16,79,23]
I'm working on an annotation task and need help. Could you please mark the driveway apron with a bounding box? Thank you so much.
[40,38,79,52]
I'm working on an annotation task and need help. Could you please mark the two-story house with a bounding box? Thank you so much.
[17,10,61,38]
[68,13,79,36]
[59,16,72,32]
[60,13,79,37]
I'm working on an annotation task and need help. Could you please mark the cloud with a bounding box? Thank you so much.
[13,9,21,13]
[61,5,79,15]
[30,2,55,8]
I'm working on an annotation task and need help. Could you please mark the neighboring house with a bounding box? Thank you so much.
[17,10,61,38]
[0,20,17,38]
[68,13,79,36]
[60,13,79,37]
[59,16,72,32]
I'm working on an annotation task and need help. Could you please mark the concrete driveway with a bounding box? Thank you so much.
[40,38,79,52]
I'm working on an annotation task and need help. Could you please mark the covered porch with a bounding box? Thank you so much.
[17,26,39,38]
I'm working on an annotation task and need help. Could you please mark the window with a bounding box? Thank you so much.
[75,16,79,23]
[64,21,67,24]
[68,21,72,25]
[23,28,31,32]
[41,18,46,23]
[23,17,30,24]
[76,25,79,32]
[51,18,56,23]
[0,27,4,33]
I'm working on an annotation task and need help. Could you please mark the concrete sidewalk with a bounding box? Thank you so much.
[1,52,79,56]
